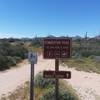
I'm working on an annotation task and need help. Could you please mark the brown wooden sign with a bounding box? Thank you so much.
[43,38,71,59]
[43,70,71,79]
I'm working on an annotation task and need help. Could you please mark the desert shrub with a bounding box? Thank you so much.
[35,72,55,88]
[88,55,95,59]
[40,87,55,100]
[7,56,16,66]
[32,38,42,48]
[0,54,9,70]
[0,42,28,71]
[75,58,85,63]
[40,87,79,100]
[13,56,22,63]
[9,45,27,59]
[35,72,79,100]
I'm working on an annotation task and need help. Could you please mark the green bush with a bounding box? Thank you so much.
[13,56,22,63]
[35,72,80,100]
[7,56,17,66]
[40,83,79,100]
[0,54,9,70]
[40,87,55,100]
[8,45,27,59]
[0,42,28,71]
[35,72,55,88]
[88,55,95,59]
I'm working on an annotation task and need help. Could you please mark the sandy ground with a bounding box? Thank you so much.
[60,66,100,100]
[0,56,55,98]
[0,55,100,100]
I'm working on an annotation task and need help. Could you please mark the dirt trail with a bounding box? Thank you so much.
[0,55,100,100]
[59,66,100,100]
[0,56,55,98]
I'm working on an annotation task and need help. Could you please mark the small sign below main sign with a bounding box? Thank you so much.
[28,52,37,64]
[43,70,71,79]
[43,38,71,59]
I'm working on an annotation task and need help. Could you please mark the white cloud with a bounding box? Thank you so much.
[0,32,34,38]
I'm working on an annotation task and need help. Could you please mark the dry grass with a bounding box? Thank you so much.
[60,58,100,74]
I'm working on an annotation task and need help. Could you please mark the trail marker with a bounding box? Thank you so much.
[28,52,37,64]
[43,38,71,59]
[28,52,38,100]
[43,70,71,79]
[43,37,72,100]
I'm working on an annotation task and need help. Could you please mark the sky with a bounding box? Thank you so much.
[0,0,100,38]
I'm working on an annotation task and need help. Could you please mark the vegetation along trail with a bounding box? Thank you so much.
[0,55,100,100]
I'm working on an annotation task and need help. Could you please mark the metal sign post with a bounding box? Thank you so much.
[30,62,34,100]
[28,52,37,100]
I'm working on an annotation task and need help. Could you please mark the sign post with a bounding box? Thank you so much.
[55,59,59,100]
[28,52,37,100]
[30,62,34,100]
[43,37,72,100]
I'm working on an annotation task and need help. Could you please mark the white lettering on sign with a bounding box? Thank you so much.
[28,52,37,64]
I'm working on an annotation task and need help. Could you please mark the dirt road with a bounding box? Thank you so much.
[0,56,55,98]
[0,55,100,100]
